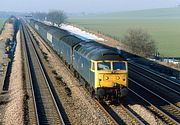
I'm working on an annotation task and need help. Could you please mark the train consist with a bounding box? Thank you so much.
[29,19,128,102]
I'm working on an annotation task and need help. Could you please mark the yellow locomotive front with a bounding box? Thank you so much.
[93,60,128,101]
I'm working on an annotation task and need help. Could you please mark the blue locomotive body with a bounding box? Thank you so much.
[29,19,128,101]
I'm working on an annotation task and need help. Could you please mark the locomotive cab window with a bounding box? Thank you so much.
[91,62,95,71]
[113,62,126,70]
[97,62,111,70]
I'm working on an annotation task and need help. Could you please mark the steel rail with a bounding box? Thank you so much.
[129,78,180,125]
[129,62,180,87]
[22,21,66,125]
[129,67,180,95]
[20,24,39,125]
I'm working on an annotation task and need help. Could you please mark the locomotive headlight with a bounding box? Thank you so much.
[105,76,109,80]
[121,74,126,81]
[116,76,120,80]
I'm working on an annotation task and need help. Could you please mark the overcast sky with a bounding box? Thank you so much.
[1,0,180,13]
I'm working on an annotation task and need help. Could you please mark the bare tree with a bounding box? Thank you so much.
[32,10,67,25]
[37,12,47,21]
[123,28,157,58]
[47,10,67,26]
[32,12,47,21]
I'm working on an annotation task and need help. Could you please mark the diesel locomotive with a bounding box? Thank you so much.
[29,19,128,101]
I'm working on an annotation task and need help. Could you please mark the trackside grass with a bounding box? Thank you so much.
[0,18,6,30]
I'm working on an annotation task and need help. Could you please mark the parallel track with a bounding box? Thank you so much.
[129,62,180,86]
[129,78,180,125]
[129,62,180,96]
[97,99,148,125]
[20,24,39,125]
[21,21,68,125]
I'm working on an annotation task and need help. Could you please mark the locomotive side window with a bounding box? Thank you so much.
[97,62,111,70]
[113,62,126,70]
[75,45,81,51]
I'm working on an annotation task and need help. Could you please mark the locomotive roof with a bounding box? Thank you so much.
[31,19,89,43]
[30,19,125,61]
[30,19,36,25]
[60,34,94,47]
[48,26,69,39]
[75,42,125,61]
[35,21,50,31]
[30,19,69,38]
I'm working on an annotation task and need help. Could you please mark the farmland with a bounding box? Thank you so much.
[0,18,6,30]
[69,7,180,57]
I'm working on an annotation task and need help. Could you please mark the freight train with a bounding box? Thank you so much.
[29,19,128,102]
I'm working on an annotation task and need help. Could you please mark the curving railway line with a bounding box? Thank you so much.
[20,20,69,125]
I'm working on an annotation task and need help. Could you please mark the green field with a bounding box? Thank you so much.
[69,7,180,57]
[0,18,6,29]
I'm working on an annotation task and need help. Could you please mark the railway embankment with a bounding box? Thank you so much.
[0,18,14,93]
[3,29,24,125]
[0,17,19,92]
[0,17,21,124]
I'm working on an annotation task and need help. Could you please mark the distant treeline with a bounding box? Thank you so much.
[31,10,67,26]
[0,11,29,18]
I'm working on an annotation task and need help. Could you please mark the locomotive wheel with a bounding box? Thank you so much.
[90,88,95,98]
[75,72,79,79]
[83,82,87,88]
[73,71,76,77]
[97,95,103,102]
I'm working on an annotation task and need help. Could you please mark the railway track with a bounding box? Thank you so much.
[21,21,69,125]
[129,62,180,95]
[129,66,180,107]
[129,63,180,110]
[129,62,180,85]
[96,99,148,125]
[129,66,180,97]
[20,24,38,124]
[129,78,180,125]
